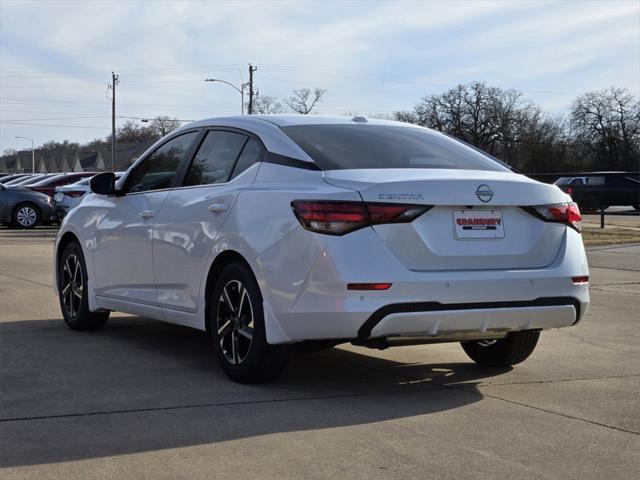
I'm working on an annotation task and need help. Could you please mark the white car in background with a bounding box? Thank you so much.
[54,115,590,383]
[54,173,124,217]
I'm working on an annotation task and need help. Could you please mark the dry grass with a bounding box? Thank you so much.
[581,226,640,246]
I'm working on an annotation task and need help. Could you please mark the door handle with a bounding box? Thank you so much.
[208,203,229,213]
[139,210,154,219]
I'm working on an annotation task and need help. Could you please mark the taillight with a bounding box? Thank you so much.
[530,202,582,232]
[65,191,86,198]
[291,200,431,235]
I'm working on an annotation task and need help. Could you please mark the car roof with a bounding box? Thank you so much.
[161,115,426,166]
[186,114,412,129]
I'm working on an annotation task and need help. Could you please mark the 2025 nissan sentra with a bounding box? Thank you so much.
[53,115,589,382]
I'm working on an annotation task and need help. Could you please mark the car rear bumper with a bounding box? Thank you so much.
[260,226,590,344]
[358,297,578,339]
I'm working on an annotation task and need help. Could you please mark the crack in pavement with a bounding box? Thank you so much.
[0,273,52,289]
[590,286,640,297]
[586,266,640,273]
[449,373,640,388]
[0,388,430,423]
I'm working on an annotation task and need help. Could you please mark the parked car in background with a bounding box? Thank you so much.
[3,174,43,186]
[0,182,56,228]
[0,174,30,185]
[554,172,640,211]
[54,115,589,383]
[27,172,97,198]
[54,172,124,218]
[9,173,59,187]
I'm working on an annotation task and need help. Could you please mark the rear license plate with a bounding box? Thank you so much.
[454,210,504,239]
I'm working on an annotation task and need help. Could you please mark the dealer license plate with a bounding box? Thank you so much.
[454,210,505,239]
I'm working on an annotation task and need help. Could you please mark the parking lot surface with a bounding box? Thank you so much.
[1,227,639,479]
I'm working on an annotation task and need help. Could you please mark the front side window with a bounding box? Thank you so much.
[281,124,510,172]
[184,131,249,186]
[127,132,198,193]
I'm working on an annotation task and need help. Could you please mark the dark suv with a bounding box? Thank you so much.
[554,172,639,211]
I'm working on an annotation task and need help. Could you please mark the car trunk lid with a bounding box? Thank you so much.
[324,168,569,271]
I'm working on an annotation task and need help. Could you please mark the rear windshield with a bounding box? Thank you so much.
[281,124,510,172]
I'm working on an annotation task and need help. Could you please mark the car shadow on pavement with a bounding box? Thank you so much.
[0,316,510,467]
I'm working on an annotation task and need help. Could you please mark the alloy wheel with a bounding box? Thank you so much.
[216,279,254,365]
[61,254,83,318]
[16,206,37,227]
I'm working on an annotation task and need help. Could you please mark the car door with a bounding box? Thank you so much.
[152,129,264,313]
[92,131,199,307]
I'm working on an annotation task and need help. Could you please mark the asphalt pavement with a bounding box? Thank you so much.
[0,227,639,479]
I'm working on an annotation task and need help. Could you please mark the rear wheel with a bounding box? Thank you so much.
[58,241,109,331]
[12,202,40,229]
[461,330,540,367]
[210,262,289,382]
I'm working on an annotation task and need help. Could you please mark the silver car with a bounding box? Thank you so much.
[0,183,56,228]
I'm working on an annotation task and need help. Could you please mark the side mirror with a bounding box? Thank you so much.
[90,172,116,195]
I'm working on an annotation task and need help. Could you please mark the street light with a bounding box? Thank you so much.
[204,78,247,115]
[14,136,35,174]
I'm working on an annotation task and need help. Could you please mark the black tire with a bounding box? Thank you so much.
[461,330,540,367]
[58,241,109,331]
[210,262,289,383]
[12,202,40,229]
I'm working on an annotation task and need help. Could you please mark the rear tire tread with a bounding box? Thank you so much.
[461,330,540,367]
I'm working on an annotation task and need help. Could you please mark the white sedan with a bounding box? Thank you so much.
[54,115,590,382]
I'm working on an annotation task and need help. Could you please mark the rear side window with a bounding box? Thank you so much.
[281,124,509,172]
[586,176,605,185]
[127,132,198,193]
[185,131,248,186]
[231,138,262,179]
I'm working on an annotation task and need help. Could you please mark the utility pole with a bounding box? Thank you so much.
[14,136,35,173]
[111,72,119,172]
[247,63,257,114]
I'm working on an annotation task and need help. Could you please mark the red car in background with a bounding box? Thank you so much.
[26,173,97,198]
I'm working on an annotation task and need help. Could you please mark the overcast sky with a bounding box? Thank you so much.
[1,0,638,152]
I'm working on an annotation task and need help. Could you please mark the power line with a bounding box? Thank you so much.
[0,121,110,129]
[0,64,244,78]
[0,115,108,121]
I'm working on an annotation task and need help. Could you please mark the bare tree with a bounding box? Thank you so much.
[286,88,326,115]
[252,95,285,114]
[113,120,157,144]
[149,116,181,137]
[570,87,640,171]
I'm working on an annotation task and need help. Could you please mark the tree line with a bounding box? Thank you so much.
[3,83,638,174]
[394,82,639,173]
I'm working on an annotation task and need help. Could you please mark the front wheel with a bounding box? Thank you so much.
[461,330,540,367]
[58,241,109,331]
[210,262,289,383]
[12,203,40,229]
